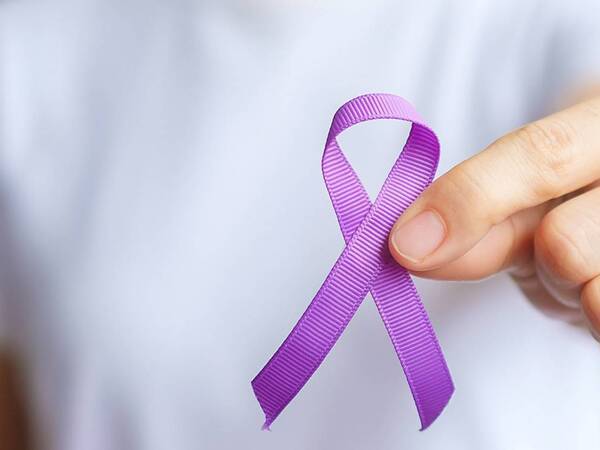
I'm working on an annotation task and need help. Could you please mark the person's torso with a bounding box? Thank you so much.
[0,1,598,449]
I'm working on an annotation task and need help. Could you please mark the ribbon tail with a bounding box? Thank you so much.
[371,261,454,429]
[251,231,384,428]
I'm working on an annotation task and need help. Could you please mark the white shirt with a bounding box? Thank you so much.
[1,1,600,449]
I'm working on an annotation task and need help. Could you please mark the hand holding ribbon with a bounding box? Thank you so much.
[252,93,454,430]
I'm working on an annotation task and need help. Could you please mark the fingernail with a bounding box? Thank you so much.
[391,210,446,262]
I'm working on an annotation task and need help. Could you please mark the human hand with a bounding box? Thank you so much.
[388,96,600,339]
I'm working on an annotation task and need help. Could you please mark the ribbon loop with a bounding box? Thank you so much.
[252,93,454,430]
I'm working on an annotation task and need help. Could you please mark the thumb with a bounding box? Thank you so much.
[388,99,600,273]
[385,149,529,272]
[390,203,551,280]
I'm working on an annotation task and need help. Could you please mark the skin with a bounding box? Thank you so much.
[389,90,600,340]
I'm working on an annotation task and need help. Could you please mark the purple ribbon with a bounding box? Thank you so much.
[252,94,454,430]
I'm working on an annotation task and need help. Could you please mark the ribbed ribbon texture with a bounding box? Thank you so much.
[252,93,454,431]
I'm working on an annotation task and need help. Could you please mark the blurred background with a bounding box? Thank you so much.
[1,1,600,449]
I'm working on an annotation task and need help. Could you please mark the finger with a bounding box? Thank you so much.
[389,97,600,271]
[407,204,549,281]
[533,185,600,308]
[581,275,600,340]
[407,181,600,281]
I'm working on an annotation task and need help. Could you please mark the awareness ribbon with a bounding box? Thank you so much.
[252,93,454,430]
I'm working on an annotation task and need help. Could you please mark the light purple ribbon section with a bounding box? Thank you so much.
[252,93,454,430]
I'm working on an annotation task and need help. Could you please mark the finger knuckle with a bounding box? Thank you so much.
[515,120,577,198]
[536,208,588,282]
